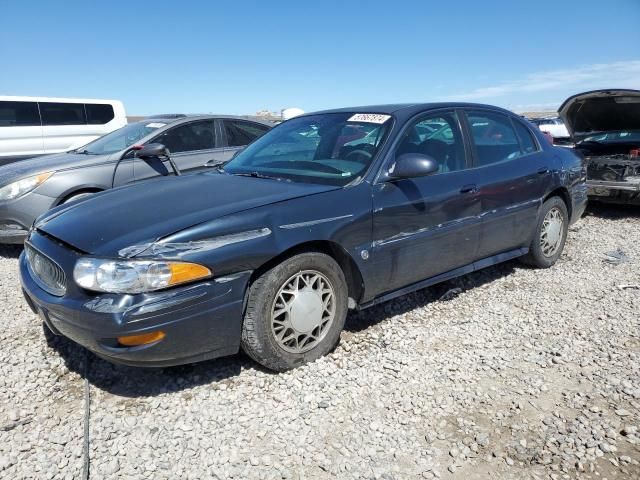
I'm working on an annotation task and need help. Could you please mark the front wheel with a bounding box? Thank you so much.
[241,252,348,371]
[521,196,568,268]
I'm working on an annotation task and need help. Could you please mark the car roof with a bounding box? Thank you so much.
[135,114,273,127]
[304,102,518,118]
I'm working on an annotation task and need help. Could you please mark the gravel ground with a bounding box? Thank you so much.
[0,204,638,480]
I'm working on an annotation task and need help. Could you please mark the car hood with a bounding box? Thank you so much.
[558,89,640,142]
[36,172,339,256]
[0,151,113,187]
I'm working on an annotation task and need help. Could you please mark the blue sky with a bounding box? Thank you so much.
[1,0,639,115]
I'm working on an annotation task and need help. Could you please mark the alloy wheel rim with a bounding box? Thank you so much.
[540,207,564,257]
[270,270,336,354]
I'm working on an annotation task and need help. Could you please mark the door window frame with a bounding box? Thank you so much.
[373,107,473,184]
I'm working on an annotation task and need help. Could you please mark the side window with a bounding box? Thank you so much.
[39,102,86,126]
[512,120,539,154]
[224,120,269,147]
[0,101,40,126]
[152,121,215,153]
[466,111,521,166]
[395,111,466,173]
[86,104,115,124]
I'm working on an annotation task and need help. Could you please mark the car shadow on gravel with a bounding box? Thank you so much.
[344,260,518,333]
[585,202,640,219]
[0,244,23,259]
[43,325,263,398]
[45,260,519,398]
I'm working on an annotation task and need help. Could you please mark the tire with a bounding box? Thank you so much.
[62,192,95,205]
[521,196,569,268]
[241,252,348,372]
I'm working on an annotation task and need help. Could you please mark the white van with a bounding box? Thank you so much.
[0,96,127,163]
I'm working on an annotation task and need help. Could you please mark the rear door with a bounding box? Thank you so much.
[463,109,552,259]
[370,110,482,295]
[0,100,44,161]
[134,120,224,181]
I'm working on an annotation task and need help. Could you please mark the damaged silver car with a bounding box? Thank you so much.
[559,89,640,205]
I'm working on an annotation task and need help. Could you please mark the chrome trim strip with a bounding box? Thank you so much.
[279,214,353,230]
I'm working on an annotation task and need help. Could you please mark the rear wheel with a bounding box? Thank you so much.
[241,252,348,371]
[521,196,568,268]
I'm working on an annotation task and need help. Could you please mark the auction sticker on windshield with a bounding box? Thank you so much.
[348,113,391,124]
[145,122,167,128]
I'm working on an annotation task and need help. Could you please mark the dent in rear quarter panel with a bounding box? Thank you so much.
[556,147,588,223]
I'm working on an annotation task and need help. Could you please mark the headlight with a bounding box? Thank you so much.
[0,172,53,201]
[73,258,212,294]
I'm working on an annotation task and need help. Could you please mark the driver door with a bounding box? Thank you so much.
[370,110,482,295]
[133,120,224,181]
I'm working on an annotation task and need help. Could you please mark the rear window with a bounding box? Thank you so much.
[40,102,86,126]
[0,101,41,127]
[224,120,270,147]
[512,120,539,154]
[86,104,115,124]
[466,111,522,166]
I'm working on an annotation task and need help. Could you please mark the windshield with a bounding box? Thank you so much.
[223,112,392,186]
[77,121,167,155]
[581,130,640,143]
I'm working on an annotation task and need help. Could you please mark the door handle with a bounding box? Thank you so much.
[460,184,478,194]
[537,167,549,175]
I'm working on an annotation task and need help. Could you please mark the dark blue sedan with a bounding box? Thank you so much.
[20,103,588,371]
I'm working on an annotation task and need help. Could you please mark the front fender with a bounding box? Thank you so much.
[123,183,375,282]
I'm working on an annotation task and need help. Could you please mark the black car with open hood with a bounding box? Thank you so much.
[559,89,640,204]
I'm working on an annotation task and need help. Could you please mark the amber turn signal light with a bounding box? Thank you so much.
[117,330,166,347]
[168,263,211,286]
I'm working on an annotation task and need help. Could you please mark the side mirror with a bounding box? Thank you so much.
[205,159,225,168]
[388,153,439,180]
[135,143,169,159]
[133,143,181,176]
[231,147,245,159]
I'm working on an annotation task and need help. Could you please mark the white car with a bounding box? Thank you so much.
[0,96,127,164]
[528,117,571,144]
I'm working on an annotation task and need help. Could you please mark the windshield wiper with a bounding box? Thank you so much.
[230,171,287,181]
[204,159,227,173]
[72,149,98,155]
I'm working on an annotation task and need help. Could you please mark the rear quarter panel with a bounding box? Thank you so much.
[554,146,588,222]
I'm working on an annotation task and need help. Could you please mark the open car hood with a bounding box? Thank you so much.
[558,89,640,142]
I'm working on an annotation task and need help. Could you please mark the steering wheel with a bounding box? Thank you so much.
[345,149,373,163]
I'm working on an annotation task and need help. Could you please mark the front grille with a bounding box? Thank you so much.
[25,243,67,296]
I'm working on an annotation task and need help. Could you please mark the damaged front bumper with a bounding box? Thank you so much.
[587,157,640,204]
[588,178,640,192]
[20,231,251,367]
